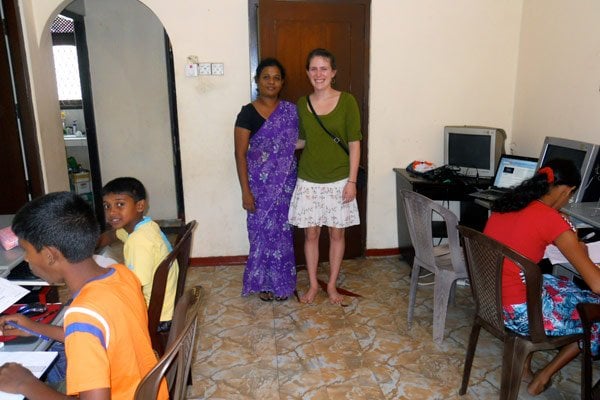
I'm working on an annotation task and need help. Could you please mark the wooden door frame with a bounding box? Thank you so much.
[2,0,43,202]
[248,0,370,256]
[57,9,106,225]
[164,31,186,221]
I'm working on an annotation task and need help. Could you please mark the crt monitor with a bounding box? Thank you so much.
[536,136,599,203]
[443,126,506,178]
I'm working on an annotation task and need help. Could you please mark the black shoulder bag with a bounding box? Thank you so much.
[306,96,366,189]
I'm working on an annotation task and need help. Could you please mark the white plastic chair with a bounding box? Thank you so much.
[399,189,468,343]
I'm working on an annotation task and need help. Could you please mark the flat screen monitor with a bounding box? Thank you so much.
[537,136,599,203]
[444,126,506,178]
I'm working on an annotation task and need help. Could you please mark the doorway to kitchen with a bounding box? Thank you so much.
[50,0,184,228]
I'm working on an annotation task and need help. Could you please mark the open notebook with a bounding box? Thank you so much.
[0,351,58,400]
[470,154,538,202]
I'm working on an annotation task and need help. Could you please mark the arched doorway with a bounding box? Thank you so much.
[50,0,184,225]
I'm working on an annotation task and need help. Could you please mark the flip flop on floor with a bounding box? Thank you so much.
[259,291,274,302]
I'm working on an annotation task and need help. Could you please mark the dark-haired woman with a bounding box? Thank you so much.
[234,58,298,302]
[484,158,600,395]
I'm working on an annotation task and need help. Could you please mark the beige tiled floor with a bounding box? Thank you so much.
[185,257,585,399]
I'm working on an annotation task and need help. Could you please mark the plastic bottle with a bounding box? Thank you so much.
[72,120,77,135]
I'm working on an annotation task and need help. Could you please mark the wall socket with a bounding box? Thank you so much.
[198,63,212,75]
[211,63,224,75]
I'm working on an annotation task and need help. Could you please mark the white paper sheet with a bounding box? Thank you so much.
[0,351,58,400]
[0,278,29,313]
[544,240,600,265]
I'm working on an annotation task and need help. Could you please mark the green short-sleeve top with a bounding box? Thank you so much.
[297,91,362,183]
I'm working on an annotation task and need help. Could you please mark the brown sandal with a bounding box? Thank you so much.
[259,291,274,302]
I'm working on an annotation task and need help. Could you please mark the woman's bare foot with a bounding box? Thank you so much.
[300,286,318,304]
[327,285,344,304]
[527,374,552,396]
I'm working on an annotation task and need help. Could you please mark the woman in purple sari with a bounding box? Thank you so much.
[234,58,298,301]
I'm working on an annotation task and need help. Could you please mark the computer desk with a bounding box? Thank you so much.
[394,168,491,254]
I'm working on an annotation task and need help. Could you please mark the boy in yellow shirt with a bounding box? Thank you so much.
[98,177,177,327]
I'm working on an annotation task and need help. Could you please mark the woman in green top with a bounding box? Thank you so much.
[288,48,362,304]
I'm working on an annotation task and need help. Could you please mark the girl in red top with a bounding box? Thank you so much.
[484,158,600,395]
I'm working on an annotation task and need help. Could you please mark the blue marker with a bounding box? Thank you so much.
[5,321,51,341]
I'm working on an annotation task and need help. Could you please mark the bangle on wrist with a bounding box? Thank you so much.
[348,180,356,184]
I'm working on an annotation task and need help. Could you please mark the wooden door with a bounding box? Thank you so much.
[0,23,28,212]
[258,0,370,263]
[0,0,42,214]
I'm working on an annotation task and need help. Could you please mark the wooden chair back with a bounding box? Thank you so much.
[135,286,202,400]
[148,220,197,355]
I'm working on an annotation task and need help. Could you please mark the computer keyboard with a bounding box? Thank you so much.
[479,188,505,196]
[471,189,505,201]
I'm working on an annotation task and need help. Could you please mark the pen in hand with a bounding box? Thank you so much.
[4,321,51,341]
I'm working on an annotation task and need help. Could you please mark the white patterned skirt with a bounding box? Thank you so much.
[288,178,360,228]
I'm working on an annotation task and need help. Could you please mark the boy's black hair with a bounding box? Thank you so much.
[102,177,147,201]
[12,191,100,262]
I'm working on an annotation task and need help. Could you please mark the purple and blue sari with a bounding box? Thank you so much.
[243,101,298,298]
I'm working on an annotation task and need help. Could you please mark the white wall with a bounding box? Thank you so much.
[18,0,600,258]
[368,0,523,248]
[512,0,600,156]
[19,0,70,193]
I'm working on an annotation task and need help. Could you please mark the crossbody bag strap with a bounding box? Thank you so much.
[306,95,349,155]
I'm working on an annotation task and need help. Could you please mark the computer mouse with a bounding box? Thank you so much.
[17,302,47,316]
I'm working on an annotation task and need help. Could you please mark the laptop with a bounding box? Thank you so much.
[469,154,539,202]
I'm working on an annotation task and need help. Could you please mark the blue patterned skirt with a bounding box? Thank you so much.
[503,274,600,356]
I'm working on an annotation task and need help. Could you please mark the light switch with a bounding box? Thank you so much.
[198,63,212,75]
[211,63,224,75]
[185,63,198,77]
